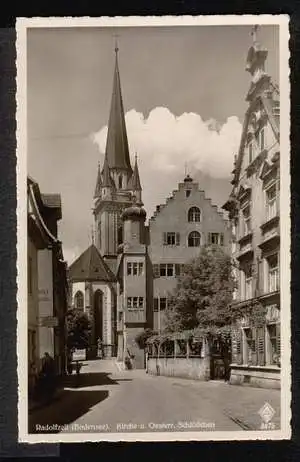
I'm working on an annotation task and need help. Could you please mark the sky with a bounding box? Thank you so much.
[27,24,279,265]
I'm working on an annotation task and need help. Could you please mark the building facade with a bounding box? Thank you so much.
[27,176,68,395]
[223,32,280,388]
[69,46,231,369]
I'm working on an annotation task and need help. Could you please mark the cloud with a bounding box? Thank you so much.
[92,107,242,179]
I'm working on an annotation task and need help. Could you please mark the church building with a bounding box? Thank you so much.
[68,44,231,369]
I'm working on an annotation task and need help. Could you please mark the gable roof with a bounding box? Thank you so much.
[233,90,280,186]
[68,244,116,282]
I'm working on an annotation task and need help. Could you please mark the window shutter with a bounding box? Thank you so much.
[153,298,158,312]
[257,326,265,366]
[220,233,224,246]
[276,323,281,360]
[153,264,160,278]
[208,233,212,245]
[163,232,167,245]
[250,327,258,366]
[232,329,242,365]
[176,232,180,246]
[175,264,181,276]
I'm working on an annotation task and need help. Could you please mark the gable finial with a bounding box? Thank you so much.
[113,33,120,54]
[251,24,259,44]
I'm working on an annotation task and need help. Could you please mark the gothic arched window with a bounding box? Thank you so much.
[74,291,84,310]
[119,175,123,189]
[188,206,201,222]
[188,231,201,247]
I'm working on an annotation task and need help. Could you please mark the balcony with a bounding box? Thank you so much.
[259,215,280,251]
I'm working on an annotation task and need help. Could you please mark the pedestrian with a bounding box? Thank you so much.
[39,352,56,402]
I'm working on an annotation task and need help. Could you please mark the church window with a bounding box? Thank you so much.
[163,232,180,246]
[74,291,84,310]
[188,231,201,247]
[188,207,201,222]
[119,175,123,189]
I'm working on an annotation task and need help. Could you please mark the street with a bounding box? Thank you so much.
[29,359,280,434]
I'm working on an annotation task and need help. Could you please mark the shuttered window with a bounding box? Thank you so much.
[163,232,180,246]
[257,326,265,366]
[153,264,160,278]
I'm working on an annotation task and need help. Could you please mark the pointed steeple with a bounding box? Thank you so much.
[105,45,132,172]
[128,154,142,191]
[94,162,102,199]
[102,157,115,188]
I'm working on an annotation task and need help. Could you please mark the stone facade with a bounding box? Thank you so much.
[222,32,280,389]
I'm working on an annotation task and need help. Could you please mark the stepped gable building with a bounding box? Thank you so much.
[222,27,280,388]
[68,45,231,368]
[148,174,231,333]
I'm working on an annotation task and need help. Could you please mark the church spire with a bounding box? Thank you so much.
[128,153,142,191]
[93,162,102,199]
[104,44,132,172]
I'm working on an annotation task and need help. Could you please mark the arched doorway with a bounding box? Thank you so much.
[93,290,103,358]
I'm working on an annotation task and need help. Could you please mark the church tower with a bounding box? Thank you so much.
[93,44,142,273]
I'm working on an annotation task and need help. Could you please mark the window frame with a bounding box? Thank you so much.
[188,206,201,223]
[266,252,279,293]
[188,230,201,247]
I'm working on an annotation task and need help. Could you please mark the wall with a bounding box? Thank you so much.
[230,365,280,389]
[28,237,40,392]
[37,249,54,359]
[125,326,146,369]
[147,356,210,381]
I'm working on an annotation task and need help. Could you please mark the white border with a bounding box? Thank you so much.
[16,15,291,443]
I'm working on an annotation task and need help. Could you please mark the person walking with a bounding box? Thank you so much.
[39,352,56,403]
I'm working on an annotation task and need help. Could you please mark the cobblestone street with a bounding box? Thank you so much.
[29,359,280,434]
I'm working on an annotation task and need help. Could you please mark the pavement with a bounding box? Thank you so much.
[29,359,280,434]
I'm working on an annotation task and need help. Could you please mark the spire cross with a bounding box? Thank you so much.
[184,162,188,176]
[113,33,120,54]
[251,24,259,44]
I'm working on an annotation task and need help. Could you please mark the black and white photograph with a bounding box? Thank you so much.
[16,16,291,442]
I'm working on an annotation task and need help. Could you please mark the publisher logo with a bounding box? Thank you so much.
[258,402,276,430]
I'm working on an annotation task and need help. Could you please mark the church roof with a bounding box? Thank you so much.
[104,47,132,172]
[93,163,102,198]
[127,155,142,191]
[68,244,116,282]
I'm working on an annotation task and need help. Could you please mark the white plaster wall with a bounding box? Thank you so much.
[37,249,54,358]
